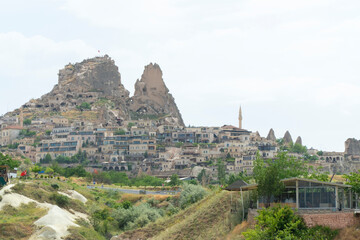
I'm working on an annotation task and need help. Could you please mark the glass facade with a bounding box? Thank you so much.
[299,187,335,209]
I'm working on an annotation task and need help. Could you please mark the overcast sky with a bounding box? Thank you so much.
[1,0,360,151]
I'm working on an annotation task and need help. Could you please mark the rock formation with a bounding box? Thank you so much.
[345,138,360,156]
[130,63,184,126]
[283,131,293,144]
[295,136,302,146]
[14,56,184,126]
[266,128,276,141]
[22,55,130,122]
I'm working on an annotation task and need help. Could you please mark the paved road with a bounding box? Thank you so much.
[87,185,180,195]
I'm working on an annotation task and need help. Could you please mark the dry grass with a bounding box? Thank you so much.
[116,190,242,240]
[0,202,48,240]
[61,110,98,121]
[225,221,249,240]
[334,224,360,240]
[120,193,144,203]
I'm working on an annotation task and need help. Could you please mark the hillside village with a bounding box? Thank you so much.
[1,56,360,240]
[1,56,360,181]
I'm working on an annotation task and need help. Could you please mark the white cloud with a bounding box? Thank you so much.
[0,32,96,115]
[1,1,360,151]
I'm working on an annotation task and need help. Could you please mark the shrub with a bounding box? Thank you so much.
[50,193,69,208]
[165,203,179,216]
[179,183,207,209]
[51,184,59,190]
[76,102,91,111]
[147,198,160,207]
[112,203,163,230]
[121,200,132,209]
[242,206,338,240]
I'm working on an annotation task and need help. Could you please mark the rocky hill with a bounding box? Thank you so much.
[130,63,184,126]
[15,55,184,126]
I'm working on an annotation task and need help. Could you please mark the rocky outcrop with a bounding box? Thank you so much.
[283,131,293,144]
[266,128,276,141]
[295,136,302,146]
[22,55,130,122]
[15,56,184,126]
[130,63,184,126]
[345,138,360,156]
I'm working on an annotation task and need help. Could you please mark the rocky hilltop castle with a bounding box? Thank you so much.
[0,55,359,178]
[19,55,184,127]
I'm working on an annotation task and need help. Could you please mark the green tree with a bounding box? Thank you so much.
[45,167,54,175]
[76,102,91,111]
[31,165,42,173]
[23,119,31,125]
[253,156,284,207]
[43,153,52,164]
[197,169,207,182]
[227,171,251,185]
[169,174,180,186]
[253,152,308,207]
[7,143,19,149]
[217,160,226,185]
[0,153,20,169]
[290,143,307,154]
[19,129,36,137]
[344,170,360,195]
[114,129,126,135]
[308,166,329,182]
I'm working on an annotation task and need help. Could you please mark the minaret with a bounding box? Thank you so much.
[238,106,242,129]
[19,108,24,128]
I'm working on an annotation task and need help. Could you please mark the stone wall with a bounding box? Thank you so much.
[300,212,360,229]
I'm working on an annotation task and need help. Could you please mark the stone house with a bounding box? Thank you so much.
[0,126,23,146]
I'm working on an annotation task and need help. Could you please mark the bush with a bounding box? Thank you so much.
[112,203,163,230]
[121,200,132,209]
[51,184,59,190]
[179,183,207,209]
[242,206,338,240]
[147,198,160,207]
[23,119,31,125]
[50,193,69,208]
[165,203,179,216]
[76,102,91,111]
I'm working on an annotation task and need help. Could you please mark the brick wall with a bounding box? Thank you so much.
[300,212,360,229]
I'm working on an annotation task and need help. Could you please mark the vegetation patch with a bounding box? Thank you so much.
[0,202,48,240]
[118,190,240,240]
[11,181,87,213]
[243,206,338,240]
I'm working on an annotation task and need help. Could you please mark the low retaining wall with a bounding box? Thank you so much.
[300,212,360,229]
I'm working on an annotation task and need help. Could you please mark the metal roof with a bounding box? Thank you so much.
[230,177,351,191]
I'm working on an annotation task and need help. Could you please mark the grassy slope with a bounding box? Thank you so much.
[0,202,48,240]
[117,190,243,240]
[3,179,104,240]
